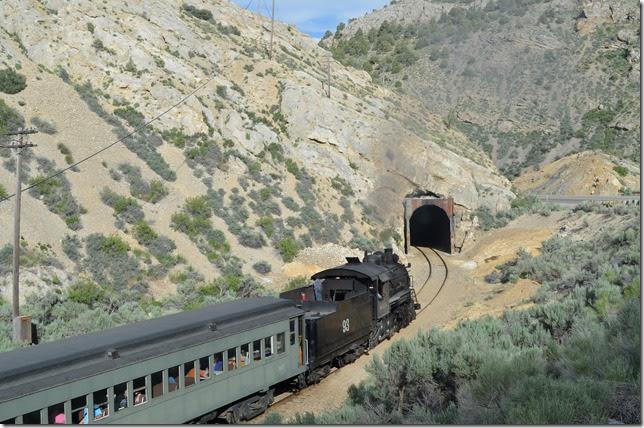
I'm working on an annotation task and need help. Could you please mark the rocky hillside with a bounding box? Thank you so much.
[0,0,512,302]
[322,0,640,178]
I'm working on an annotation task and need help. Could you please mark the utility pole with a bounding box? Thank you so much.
[1,127,37,343]
[269,0,275,59]
[244,0,275,59]
[325,54,332,98]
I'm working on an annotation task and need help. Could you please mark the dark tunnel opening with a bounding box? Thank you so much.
[409,204,451,253]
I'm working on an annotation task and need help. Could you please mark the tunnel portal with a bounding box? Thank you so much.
[403,196,454,254]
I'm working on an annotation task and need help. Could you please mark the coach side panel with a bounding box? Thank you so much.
[0,318,305,424]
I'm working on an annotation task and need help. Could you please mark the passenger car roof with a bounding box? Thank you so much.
[0,297,301,402]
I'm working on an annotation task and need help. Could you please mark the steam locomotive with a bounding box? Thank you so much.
[280,247,420,385]
[0,248,419,424]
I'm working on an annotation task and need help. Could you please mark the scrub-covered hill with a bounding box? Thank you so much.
[323,0,640,178]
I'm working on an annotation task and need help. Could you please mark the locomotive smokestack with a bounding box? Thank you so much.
[384,248,393,264]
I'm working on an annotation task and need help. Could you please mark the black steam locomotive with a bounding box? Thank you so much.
[280,248,420,385]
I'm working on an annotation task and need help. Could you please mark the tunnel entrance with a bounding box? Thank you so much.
[403,196,454,254]
[409,205,451,252]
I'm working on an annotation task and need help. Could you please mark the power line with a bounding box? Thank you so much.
[0,76,215,205]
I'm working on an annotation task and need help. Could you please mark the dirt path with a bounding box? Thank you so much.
[250,211,568,422]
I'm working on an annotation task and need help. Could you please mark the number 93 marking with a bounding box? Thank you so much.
[342,318,350,333]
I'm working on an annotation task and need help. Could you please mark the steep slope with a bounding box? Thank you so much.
[0,0,512,301]
[323,0,640,177]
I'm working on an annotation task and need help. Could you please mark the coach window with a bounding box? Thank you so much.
[133,376,147,406]
[184,361,196,387]
[114,382,128,411]
[276,332,285,354]
[290,319,296,345]
[22,410,40,424]
[264,336,274,357]
[70,395,86,424]
[151,371,164,398]
[253,339,262,361]
[213,351,224,375]
[240,343,250,367]
[48,402,65,423]
[227,347,238,371]
[0,419,14,424]
[93,389,109,419]
[199,356,211,380]
[168,366,180,392]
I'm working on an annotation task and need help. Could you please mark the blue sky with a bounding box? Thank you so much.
[231,0,391,39]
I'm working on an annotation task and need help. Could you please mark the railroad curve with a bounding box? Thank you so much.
[415,246,449,315]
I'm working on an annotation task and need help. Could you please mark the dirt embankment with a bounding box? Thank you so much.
[513,150,640,196]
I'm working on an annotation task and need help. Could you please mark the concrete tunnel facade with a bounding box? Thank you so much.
[403,197,455,254]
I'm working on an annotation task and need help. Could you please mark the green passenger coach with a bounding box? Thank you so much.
[0,297,307,424]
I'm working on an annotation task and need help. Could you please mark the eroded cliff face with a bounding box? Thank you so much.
[0,0,512,297]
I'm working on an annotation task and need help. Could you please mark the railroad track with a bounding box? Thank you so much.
[413,246,449,315]
[412,245,432,295]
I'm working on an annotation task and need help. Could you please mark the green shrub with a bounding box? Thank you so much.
[124,58,138,74]
[28,160,85,230]
[61,234,82,262]
[118,163,168,203]
[284,275,309,291]
[0,183,7,199]
[83,233,139,289]
[276,236,300,262]
[182,3,213,21]
[285,158,301,178]
[331,175,354,197]
[67,279,105,307]
[132,220,177,265]
[161,127,189,148]
[183,135,223,174]
[100,187,144,226]
[31,117,57,135]
[613,165,628,177]
[282,196,300,211]
[349,234,378,251]
[252,261,272,274]
[56,143,74,164]
[0,68,26,94]
[238,228,265,248]
[256,216,275,237]
[0,98,24,135]
[475,192,541,231]
[114,105,145,128]
[171,196,232,265]
[216,85,228,98]
[133,219,157,244]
